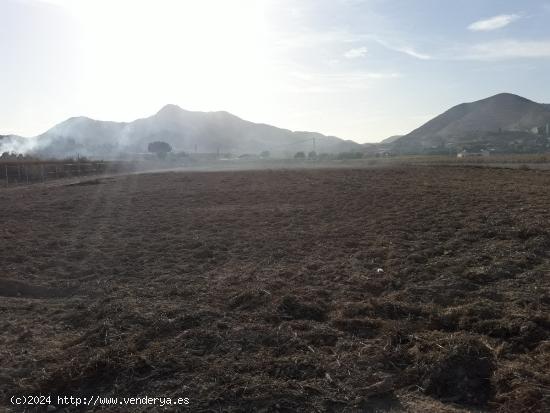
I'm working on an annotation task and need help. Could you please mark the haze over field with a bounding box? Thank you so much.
[3,3,550,412]
[2,0,550,144]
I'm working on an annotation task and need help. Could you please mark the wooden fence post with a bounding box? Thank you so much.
[4,165,7,187]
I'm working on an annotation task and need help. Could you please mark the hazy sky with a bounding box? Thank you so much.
[2,0,550,142]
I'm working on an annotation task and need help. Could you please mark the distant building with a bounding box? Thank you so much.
[529,124,550,136]
[457,149,490,158]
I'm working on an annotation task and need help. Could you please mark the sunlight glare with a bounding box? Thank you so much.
[66,0,270,116]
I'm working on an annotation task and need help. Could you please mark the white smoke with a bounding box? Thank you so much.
[0,135,41,155]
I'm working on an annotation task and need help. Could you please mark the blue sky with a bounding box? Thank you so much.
[2,0,550,142]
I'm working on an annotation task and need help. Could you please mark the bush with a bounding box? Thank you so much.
[336,151,363,160]
[148,141,172,159]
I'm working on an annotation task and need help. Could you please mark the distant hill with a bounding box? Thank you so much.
[3,105,362,158]
[392,93,550,154]
[361,135,402,155]
[379,135,403,144]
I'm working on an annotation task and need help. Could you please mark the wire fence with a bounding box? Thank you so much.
[0,161,136,187]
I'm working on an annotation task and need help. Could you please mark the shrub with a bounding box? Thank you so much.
[148,141,172,159]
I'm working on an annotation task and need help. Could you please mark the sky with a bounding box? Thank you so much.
[2,0,550,143]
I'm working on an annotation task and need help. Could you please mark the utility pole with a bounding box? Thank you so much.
[312,137,316,153]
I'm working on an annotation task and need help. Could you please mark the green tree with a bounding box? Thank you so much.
[148,141,172,159]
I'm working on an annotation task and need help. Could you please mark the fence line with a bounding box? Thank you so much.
[1,161,136,187]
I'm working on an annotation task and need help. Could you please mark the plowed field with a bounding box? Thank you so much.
[1,166,549,412]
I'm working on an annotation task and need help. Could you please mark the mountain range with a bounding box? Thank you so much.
[2,93,550,158]
[1,105,361,158]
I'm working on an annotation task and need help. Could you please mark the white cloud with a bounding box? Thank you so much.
[373,38,432,60]
[344,46,368,58]
[461,40,550,60]
[395,47,431,60]
[468,14,520,32]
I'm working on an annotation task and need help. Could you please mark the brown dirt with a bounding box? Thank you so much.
[1,166,549,412]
